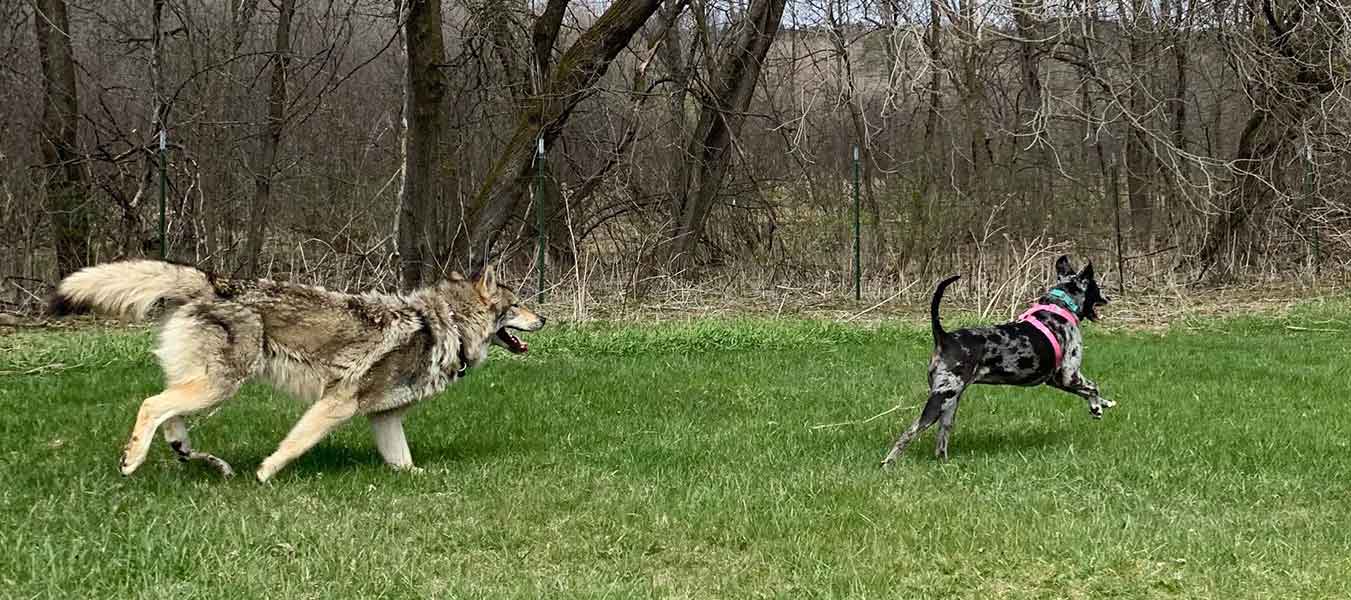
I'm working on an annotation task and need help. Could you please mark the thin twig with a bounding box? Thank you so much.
[809,403,918,430]
[844,280,919,322]
[0,362,71,376]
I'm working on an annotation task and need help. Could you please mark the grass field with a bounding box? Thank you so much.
[3,304,1351,598]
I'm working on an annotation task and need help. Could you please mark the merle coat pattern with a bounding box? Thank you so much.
[881,255,1112,465]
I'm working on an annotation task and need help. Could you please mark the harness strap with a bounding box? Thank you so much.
[1017,303,1079,367]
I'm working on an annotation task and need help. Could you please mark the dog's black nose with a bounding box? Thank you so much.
[539,316,548,326]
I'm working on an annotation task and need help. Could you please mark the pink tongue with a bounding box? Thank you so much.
[503,332,527,352]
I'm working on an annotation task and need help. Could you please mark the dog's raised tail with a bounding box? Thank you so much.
[930,275,961,345]
[50,260,215,320]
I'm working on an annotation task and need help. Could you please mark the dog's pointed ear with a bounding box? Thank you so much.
[1079,261,1095,281]
[1055,255,1075,278]
[472,264,497,297]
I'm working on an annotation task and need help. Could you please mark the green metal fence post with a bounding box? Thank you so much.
[852,145,860,302]
[159,129,167,260]
[536,136,546,303]
[1306,144,1318,274]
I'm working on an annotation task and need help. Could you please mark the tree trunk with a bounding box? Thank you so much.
[125,0,166,261]
[1194,0,1343,277]
[485,0,530,106]
[458,0,663,272]
[654,0,691,162]
[242,0,294,277]
[921,0,943,193]
[485,0,575,268]
[1166,0,1189,154]
[1123,0,1155,249]
[531,0,570,78]
[1013,0,1050,198]
[664,0,788,270]
[1195,107,1293,276]
[34,0,88,279]
[397,0,454,289]
[956,0,989,191]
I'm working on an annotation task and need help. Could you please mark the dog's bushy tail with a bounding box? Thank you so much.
[50,260,216,320]
[930,275,960,347]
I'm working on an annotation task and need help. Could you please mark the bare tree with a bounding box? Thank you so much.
[34,0,87,278]
[460,0,665,270]
[397,0,453,289]
[243,0,296,276]
[664,0,788,269]
[1012,0,1050,196]
[1122,0,1157,248]
[1195,0,1349,277]
[9,0,1351,304]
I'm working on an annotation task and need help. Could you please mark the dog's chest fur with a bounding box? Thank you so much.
[937,317,1082,386]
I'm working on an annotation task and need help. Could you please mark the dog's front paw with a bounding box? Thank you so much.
[1100,398,1117,409]
[118,450,140,476]
[255,461,278,484]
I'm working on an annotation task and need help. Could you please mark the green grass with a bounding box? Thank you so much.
[3,308,1351,598]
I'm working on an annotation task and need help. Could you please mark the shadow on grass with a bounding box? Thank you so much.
[198,435,516,481]
[940,425,1071,458]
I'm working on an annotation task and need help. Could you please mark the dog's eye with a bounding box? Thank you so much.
[510,303,520,308]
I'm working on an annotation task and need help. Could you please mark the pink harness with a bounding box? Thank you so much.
[1017,303,1079,367]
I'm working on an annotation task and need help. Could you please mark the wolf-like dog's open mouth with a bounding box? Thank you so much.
[497,328,529,353]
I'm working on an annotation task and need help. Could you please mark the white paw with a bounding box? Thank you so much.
[119,452,142,476]
[255,462,277,484]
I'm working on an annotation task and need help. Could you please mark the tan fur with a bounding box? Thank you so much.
[57,261,213,320]
[54,260,546,482]
[120,379,212,475]
[255,390,359,482]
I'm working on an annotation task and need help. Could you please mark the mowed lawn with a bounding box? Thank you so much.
[3,306,1351,598]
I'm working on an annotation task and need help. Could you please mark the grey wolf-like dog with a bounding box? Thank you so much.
[882,255,1112,466]
[51,260,545,482]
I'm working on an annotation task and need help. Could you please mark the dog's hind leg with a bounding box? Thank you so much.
[882,387,962,467]
[256,391,358,483]
[120,379,225,476]
[369,407,420,472]
[161,417,235,477]
[124,304,261,476]
[933,394,964,461]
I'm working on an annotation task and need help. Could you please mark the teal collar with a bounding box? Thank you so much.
[1047,288,1079,313]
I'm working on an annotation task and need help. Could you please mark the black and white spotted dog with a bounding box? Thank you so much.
[881,255,1113,466]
